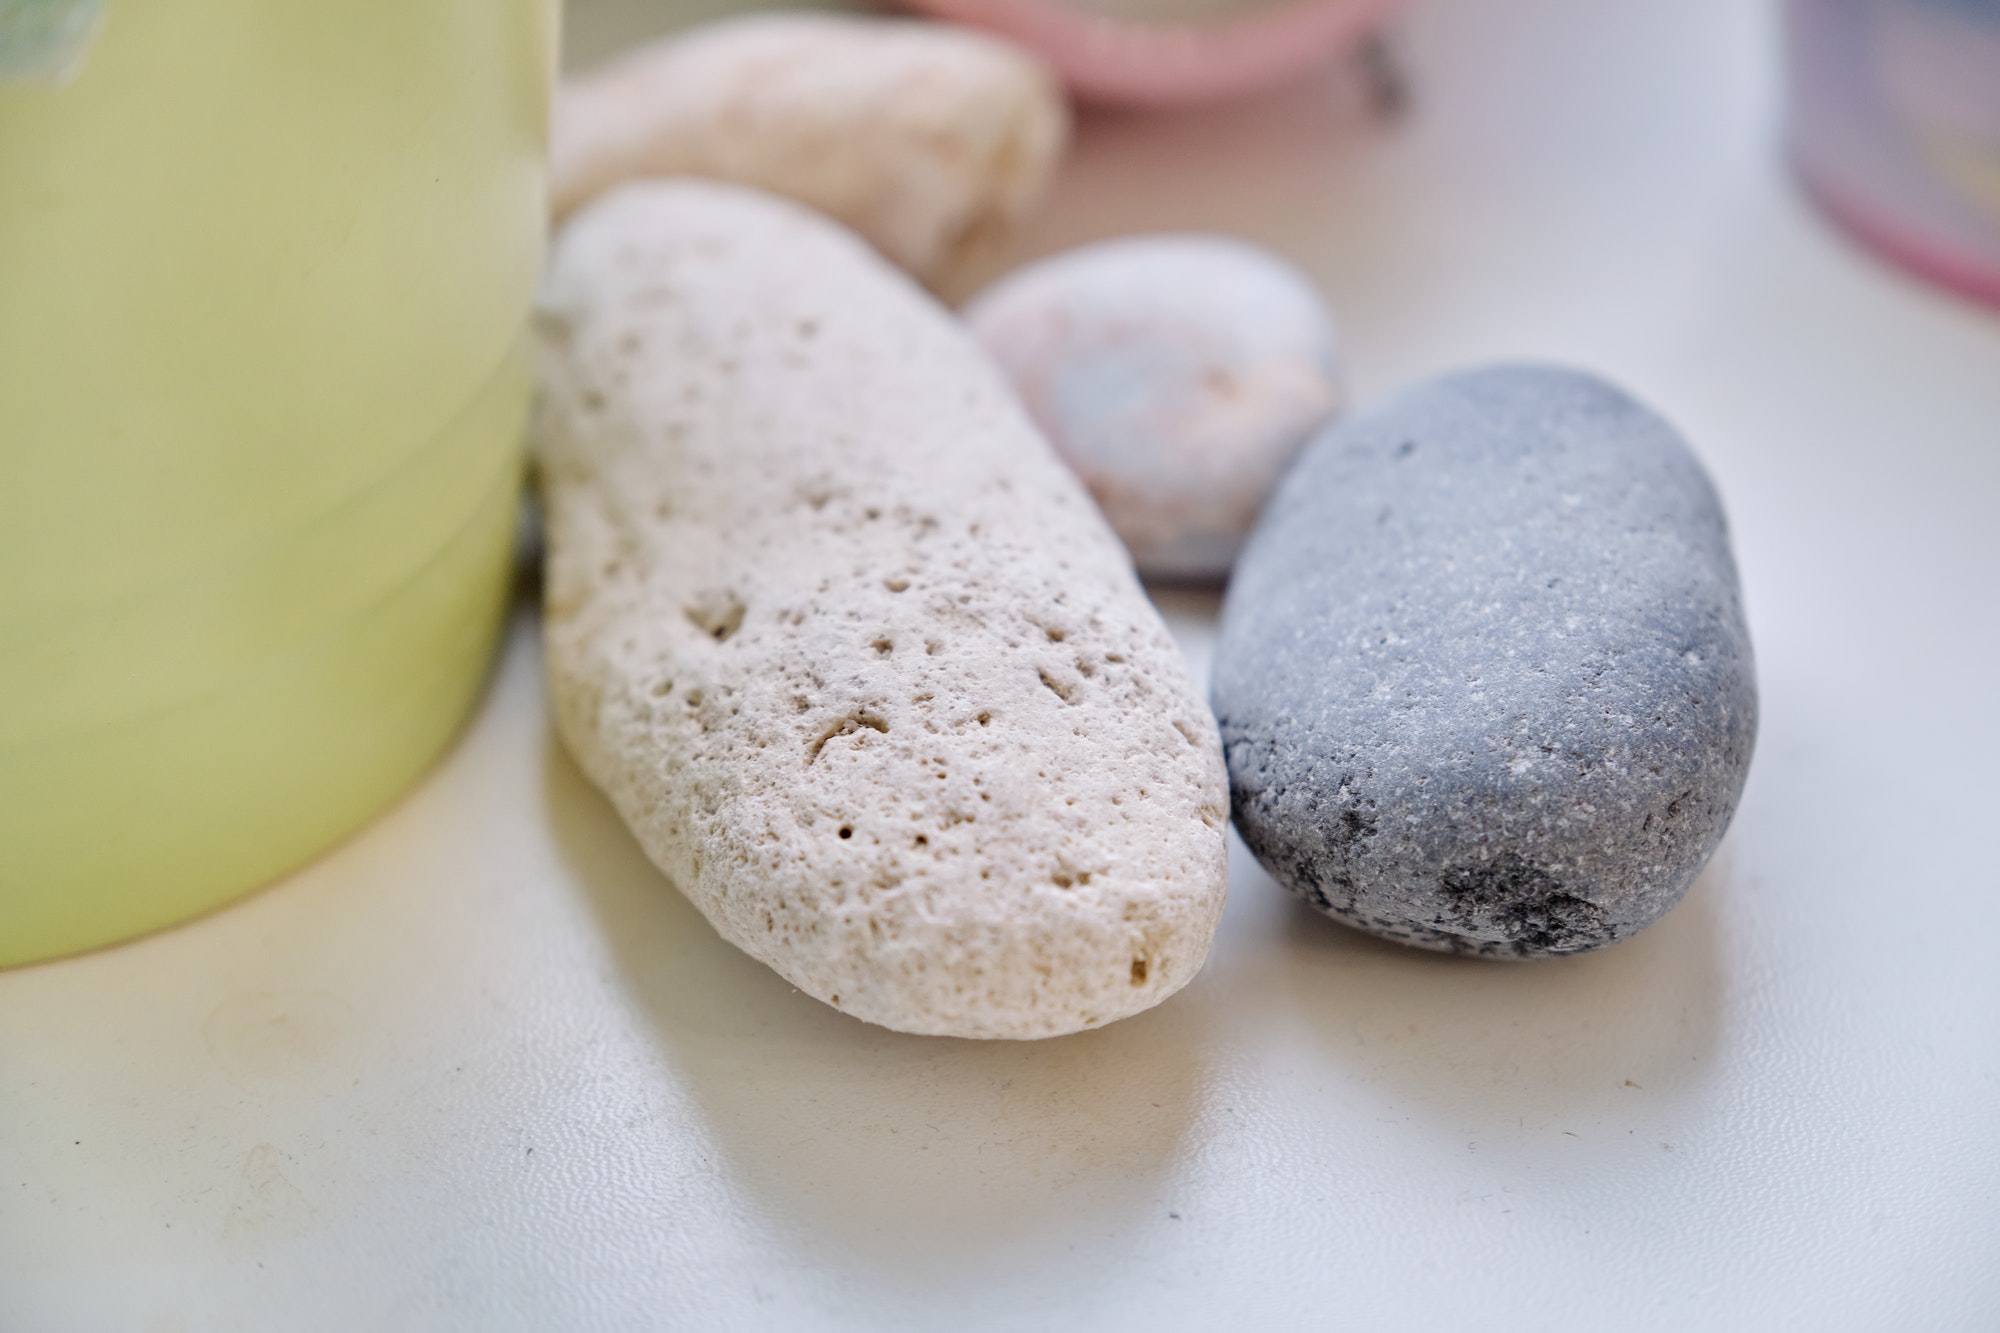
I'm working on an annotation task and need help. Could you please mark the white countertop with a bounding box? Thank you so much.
[5,0,1998,1328]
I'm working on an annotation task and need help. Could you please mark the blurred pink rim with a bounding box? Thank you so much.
[1797,162,2000,311]
[906,0,1407,106]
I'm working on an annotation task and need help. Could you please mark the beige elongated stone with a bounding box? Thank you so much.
[536,181,1228,1039]
[550,13,1068,289]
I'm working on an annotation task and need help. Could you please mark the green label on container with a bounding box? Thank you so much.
[0,0,102,84]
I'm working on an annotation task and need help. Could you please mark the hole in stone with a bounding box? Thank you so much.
[884,578,910,593]
[872,638,893,655]
[976,711,991,726]
[838,826,853,840]
[685,593,746,643]
[807,711,889,764]
[1130,958,1149,985]
[1052,874,1073,889]
[1045,627,1065,642]
[914,835,928,848]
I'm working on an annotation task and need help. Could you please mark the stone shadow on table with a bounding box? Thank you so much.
[541,734,1213,1278]
[1222,830,1730,1148]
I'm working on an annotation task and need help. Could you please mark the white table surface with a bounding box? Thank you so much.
[6,0,1998,1328]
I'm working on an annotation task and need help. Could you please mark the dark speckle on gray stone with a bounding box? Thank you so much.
[1211,364,1757,957]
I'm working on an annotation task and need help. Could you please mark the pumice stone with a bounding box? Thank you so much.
[1211,364,1757,957]
[536,180,1228,1037]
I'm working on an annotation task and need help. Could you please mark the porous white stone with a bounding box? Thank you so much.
[550,13,1069,290]
[536,180,1228,1039]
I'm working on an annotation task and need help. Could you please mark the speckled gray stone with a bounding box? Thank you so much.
[1211,365,1757,957]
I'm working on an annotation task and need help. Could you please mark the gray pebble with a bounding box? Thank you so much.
[1211,365,1757,957]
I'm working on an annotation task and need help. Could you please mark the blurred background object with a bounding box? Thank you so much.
[0,0,104,81]
[901,0,1404,106]
[550,13,1068,291]
[564,0,1403,106]
[0,0,556,966]
[1789,0,2000,306]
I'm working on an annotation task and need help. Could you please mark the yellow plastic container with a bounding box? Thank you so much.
[0,0,557,966]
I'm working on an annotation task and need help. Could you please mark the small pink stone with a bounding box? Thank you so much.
[967,235,1344,581]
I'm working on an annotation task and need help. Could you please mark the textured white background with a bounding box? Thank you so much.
[5,0,1999,1328]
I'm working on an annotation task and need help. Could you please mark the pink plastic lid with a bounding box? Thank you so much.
[904,0,1406,107]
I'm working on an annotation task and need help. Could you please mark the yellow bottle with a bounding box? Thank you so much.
[0,0,556,965]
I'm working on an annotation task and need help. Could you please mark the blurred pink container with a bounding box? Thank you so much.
[1788,0,2000,307]
[904,0,1405,106]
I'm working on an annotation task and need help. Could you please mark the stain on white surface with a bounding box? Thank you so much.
[219,1144,317,1245]
[204,992,358,1085]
